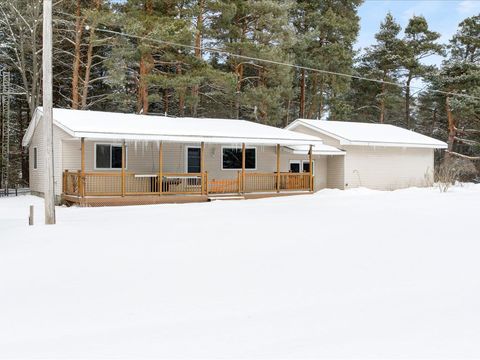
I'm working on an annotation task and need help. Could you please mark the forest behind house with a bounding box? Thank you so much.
[0,0,479,187]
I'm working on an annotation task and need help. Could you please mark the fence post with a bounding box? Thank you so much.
[77,170,83,197]
[309,145,314,192]
[205,171,209,196]
[29,205,34,226]
[276,144,280,193]
[158,141,163,195]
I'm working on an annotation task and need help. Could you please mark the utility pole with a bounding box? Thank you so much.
[43,0,55,224]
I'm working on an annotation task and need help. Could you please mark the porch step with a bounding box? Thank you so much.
[208,195,245,201]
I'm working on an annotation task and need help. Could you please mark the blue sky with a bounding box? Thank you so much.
[356,0,480,66]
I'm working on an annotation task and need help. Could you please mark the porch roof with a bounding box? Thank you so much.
[23,108,325,147]
[285,144,345,156]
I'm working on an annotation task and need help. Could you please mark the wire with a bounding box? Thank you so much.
[54,10,480,101]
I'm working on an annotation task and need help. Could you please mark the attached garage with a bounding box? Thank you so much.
[286,119,447,191]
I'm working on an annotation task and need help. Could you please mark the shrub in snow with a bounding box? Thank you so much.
[436,157,477,192]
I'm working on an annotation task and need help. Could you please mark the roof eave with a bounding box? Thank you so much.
[70,131,324,146]
[345,141,448,149]
[22,108,42,147]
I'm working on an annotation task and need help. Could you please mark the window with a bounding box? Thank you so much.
[289,160,300,173]
[95,144,125,169]
[303,160,315,175]
[187,147,201,173]
[290,160,314,175]
[222,147,256,170]
[33,147,38,170]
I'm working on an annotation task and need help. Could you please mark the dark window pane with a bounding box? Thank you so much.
[111,146,123,168]
[187,147,201,173]
[96,144,111,168]
[222,148,256,169]
[245,148,256,169]
[290,162,300,173]
[223,148,242,169]
[303,162,310,173]
[33,148,37,169]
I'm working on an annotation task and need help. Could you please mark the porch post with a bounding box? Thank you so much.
[80,137,85,198]
[121,140,126,197]
[309,144,313,192]
[241,143,246,194]
[158,141,163,195]
[200,141,205,195]
[276,144,280,193]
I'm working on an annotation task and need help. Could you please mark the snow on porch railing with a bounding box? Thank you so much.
[63,171,205,197]
[62,170,312,198]
[245,172,311,192]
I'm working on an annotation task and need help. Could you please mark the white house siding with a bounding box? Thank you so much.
[327,156,345,189]
[28,117,44,195]
[343,146,434,190]
[61,139,328,192]
[291,123,436,190]
[28,116,70,198]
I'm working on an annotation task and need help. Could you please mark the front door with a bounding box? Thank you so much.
[187,147,201,173]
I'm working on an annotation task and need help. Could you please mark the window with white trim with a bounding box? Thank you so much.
[222,147,256,170]
[289,160,300,173]
[302,160,314,176]
[289,160,314,175]
[33,147,38,170]
[95,144,126,169]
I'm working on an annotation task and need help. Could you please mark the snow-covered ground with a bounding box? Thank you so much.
[1,185,479,359]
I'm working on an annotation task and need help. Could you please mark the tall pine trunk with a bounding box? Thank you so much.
[299,69,305,118]
[80,0,101,109]
[137,0,153,114]
[445,96,456,158]
[191,0,204,117]
[405,73,412,128]
[235,63,244,119]
[379,78,386,124]
[72,0,84,110]
[177,63,185,116]
[307,72,318,119]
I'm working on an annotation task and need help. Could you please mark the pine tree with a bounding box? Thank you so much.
[291,0,362,121]
[356,13,404,124]
[428,15,479,160]
[401,15,444,129]
[209,0,294,125]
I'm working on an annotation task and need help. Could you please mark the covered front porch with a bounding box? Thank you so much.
[62,140,315,206]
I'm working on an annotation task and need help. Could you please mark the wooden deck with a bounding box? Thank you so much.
[62,170,313,207]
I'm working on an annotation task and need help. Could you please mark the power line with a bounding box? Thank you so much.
[55,10,480,101]
[94,27,480,101]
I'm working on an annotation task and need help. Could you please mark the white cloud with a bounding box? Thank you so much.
[457,0,480,14]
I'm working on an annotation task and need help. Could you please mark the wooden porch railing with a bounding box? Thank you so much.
[63,170,312,197]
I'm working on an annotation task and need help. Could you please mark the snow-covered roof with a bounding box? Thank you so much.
[286,119,447,149]
[285,144,345,156]
[23,108,325,147]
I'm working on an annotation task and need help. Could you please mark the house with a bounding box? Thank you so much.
[22,108,344,206]
[286,119,447,190]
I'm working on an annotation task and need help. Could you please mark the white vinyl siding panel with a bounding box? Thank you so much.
[28,118,44,195]
[327,156,345,189]
[343,146,434,190]
[29,116,70,197]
